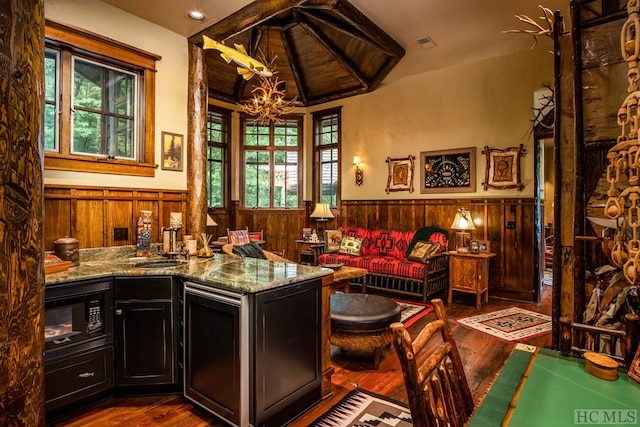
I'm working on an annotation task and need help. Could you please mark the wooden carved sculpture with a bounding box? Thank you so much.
[604,0,640,284]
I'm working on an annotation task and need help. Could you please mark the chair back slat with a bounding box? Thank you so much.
[560,314,639,367]
[391,298,474,427]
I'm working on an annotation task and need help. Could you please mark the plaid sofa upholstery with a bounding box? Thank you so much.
[318,227,449,302]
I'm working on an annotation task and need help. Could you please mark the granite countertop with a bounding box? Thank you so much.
[45,245,332,294]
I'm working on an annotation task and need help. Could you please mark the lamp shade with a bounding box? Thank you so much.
[310,203,334,220]
[450,208,476,231]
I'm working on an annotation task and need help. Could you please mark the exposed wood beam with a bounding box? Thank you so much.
[299,16,368,88]
[188,0,309,44]
[332,0,405,59]
[280,20,309,105]
[299,9,394,56]
[369,56,402,91]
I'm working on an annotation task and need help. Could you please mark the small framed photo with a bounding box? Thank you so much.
[302,228,313,241]
[470,240,480,254]
[161,131,183,171]
[477,240,491,253]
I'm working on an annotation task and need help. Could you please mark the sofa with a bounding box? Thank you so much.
[317,226,449,302]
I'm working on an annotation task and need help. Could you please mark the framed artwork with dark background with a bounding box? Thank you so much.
[420,147,476,194]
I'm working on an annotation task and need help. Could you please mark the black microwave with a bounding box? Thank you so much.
[44,279,113,353]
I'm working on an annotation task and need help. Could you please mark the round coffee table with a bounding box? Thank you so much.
[330,293,401,369]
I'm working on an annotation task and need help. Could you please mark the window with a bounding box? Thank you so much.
[71,57,137,159]
[313,108,341,208]
[44,20,159,176]
[44,48,59,152]
[242,117,303,208]
[207,107,230,208]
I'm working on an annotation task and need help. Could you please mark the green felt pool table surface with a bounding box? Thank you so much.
[469,346,640,427]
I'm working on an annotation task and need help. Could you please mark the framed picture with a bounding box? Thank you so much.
[420,148,476,194]
[161,131,183,171]
[302,228,313,241]
[477,240,491,253]
[629,344,640,383]
[324,229,343,253]
[481,144,527,190]
[385,155,415,193]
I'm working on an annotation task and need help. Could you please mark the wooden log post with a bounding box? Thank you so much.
[187,43,208,237]
[0,0,46,425]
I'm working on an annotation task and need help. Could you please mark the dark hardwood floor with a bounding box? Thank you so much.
[49,285,553,427]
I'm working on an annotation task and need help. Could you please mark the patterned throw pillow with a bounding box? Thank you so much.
[408,241,440,263]
[338,236,363,256]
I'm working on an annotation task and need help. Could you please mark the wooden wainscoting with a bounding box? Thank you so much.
[44,190,540,302]
[338,199,539,302]
[44,185,188,251]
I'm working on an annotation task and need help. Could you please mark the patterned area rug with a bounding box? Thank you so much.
[455,307,552,342]
[310,388,412,427]
[396,299,433,328]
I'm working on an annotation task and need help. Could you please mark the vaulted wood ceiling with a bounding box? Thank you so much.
[187,0,405,107]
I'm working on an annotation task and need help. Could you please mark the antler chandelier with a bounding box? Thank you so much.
[240,53,297,124]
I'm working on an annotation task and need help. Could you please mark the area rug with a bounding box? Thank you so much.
[310,388,412,427]
[455,307,551,342]
[395,299,433,328]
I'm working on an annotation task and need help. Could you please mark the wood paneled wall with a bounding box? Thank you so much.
[44,187,540,302]
[44,185,188,251]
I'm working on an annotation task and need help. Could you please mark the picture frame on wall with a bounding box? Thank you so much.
[385,155,415,193]
[161,131,183,171]
[420,147,476,194]
[481,144,526,190]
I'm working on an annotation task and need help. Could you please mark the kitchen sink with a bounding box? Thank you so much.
[134,260,187,269]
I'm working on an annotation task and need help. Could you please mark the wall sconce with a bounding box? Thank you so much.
[353,156,364,186]
[450,208,476,253]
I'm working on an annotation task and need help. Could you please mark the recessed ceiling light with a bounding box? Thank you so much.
[186,10,207,23]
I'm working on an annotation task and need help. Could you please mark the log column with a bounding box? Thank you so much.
[187,43,208,236]
[0,0,46,425]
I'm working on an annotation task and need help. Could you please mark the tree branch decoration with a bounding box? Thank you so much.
[502,5,556,49]
[240,52,297,124]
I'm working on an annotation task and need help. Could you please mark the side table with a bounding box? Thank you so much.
[328,265,368,293]
[447,251,496,309]
[295,240,325,265]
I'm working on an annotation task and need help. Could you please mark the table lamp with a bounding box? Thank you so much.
[310,202,334,237]
[450,208,475,253]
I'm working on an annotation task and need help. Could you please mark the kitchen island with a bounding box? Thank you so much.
[44,248,333,427]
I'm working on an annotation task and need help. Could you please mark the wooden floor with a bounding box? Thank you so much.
[49,284,553,427]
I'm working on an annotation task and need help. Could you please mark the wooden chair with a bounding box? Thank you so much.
[559,314,639,367]
[221,243,290,263]
[390,298,474,427]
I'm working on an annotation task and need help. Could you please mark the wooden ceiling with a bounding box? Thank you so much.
[188,0,405,107]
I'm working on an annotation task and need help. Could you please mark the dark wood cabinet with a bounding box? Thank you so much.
[184,278,322,426]
[114,277,177,388]
[45,346,114,413]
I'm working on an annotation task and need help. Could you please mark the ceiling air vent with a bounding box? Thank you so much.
[416,36,436,49]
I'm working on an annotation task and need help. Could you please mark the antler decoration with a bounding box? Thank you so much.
[502,5,556,48]
[240,52,297,124]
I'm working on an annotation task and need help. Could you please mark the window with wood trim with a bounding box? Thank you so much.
[207,107,230,209]
[241,116,303,208]
[43,20,160,177]
[313,108,341,208]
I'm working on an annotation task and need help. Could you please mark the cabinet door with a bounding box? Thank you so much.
[115,300,174,386]
[451,256,481,291]
[184,290,242,426]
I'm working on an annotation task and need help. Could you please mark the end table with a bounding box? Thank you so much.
[447,251,496,309]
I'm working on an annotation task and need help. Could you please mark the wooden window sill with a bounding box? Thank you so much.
[45,154,157,177]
